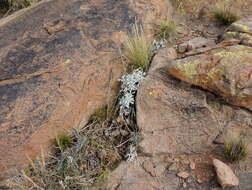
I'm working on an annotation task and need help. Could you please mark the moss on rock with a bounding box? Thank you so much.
[176,60,200,78]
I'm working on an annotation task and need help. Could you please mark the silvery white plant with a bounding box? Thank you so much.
[118,69,145,117]
[152,39,166,53]
[125,145,137,162]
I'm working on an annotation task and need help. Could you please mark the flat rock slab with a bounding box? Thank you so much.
[0,0,172,180]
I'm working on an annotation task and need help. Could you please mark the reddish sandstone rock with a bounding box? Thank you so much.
[137,47,252,156]
[213,159,239,188]
[108,42,252,189]
[106,157,179,190]
[166,45,252,111]
[222,18,252,46]
[0,0,171,180]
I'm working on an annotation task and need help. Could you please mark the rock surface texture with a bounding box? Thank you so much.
[222,17,252,47]
[167,45,252,111]
[0,0,172,180]
[107,18,252,190]
[213,159,239,188]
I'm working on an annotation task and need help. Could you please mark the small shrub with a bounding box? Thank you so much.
[154,19,176,40]
[124,24,153,69]
[224,134,249,162]
[213,5,239,25]
[118,69,145,118]
[54,134,72,151]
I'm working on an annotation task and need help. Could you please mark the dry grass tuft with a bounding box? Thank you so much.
[224,133,249,163]
[213,5,239,25]
[124,24,152,70]
[154,19,176,40]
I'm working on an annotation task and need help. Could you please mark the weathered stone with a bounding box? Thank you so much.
[238,172,252,190]
[166,45,252,111]
[214,118,252,147]
[135,46,252,190]
[142,160,156,177]
[213,159,239,188]
[149,47,177,72]
[187,37,216,51]
[177,37,216,53]
[178,42,188,53]
[137,63,232,155]
[169,162,179,172]
[222,17,252,46]
[228,17,252,35]
[106,157,180,190]
[177,171,190,179]
[0,0,172,180]
[190,161,196,170]
[107,39,252,189]
[142,160,167,177]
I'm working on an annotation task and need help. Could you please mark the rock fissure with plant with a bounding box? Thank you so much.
[2,0,252,190]
[107,8,252,190]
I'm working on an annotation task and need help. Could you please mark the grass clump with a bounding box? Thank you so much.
[224,134,249,162]
[54,134,72,151]
[213,5,239,25]
[124,24,153,70]
[154,19,176,40]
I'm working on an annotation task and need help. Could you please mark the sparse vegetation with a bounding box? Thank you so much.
[54,134,73,151]
[7,0,39,10]
[173,0,250,19]
[5,63,145,189]
[89,106,109,123]
[154,19,176,40]
[6,99,140,189]
[213,5,239,25]
[224,133,249,162]
[0,0,39,17]
[124,24,153,70]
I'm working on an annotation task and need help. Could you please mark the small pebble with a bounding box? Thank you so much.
[177,171,190,179]
[190,161,196,170]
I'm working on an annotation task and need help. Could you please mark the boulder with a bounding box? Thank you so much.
[0,0,172,180]
[213,159,239,188]
[166,45,252,111]
[222,17,252,46]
